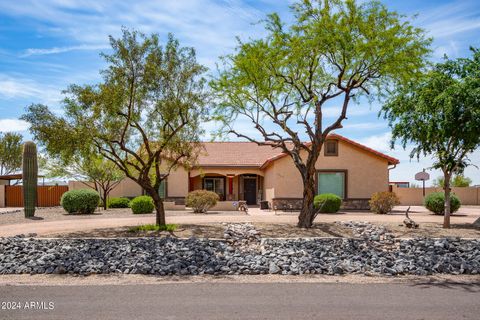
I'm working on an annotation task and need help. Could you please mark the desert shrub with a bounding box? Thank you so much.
[61,189,100,214]
[130,196,154,214]
[107,197,131,208]
[424,192,461,215]
[313,193,342,213]
[128,224,178,232]
[185,190,219,213]
[369,191,400,214]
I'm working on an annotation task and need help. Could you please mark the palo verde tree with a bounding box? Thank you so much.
[45,154,125,210]
[22,29,208,225]
[0,132,23,176]
[382,47,480,228]
[212,0,431,228]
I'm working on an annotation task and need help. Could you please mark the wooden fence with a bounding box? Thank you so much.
[5,185,69,207]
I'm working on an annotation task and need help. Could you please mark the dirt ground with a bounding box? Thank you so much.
[43,221,480,239]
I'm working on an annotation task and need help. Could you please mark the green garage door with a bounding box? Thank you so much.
[317,172,345,198]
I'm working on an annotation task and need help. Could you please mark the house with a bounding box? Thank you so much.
[69,133,400,210]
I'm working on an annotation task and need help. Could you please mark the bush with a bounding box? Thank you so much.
[107,197,131,208]
[424,192,461,215]
[185,190,219,213]
[61,189,100,214]
[369,191,400,214]
[313,193,342,213]
[128,224,178,232]
[130,196,154,214]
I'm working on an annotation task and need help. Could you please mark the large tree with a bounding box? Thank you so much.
[212,0,431,228]
[0,132,23,176]
[22,29,208,225]
[382,47,480,228]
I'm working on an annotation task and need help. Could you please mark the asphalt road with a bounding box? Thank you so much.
[1,282,479,320]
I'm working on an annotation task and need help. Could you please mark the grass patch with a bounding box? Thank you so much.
[128,224,178,233]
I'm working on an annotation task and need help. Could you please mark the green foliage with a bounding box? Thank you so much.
[128,224,178,232]
[433,175,472,188]
[424,192,461,215]
[22,141,38,218]
[130,196,154,214]
[211,0,430,228]
[61,189,100,214]
[369,192,400,214]
[107,197,131,208]
[21,28,209,226]
[0,132,23,176]
[313,193,342,213]
[382,47,480,225]
[185,190,219,213]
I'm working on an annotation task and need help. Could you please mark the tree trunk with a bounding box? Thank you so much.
[443,173,451,229]
[297,175,316,228]
[101,188,108,210]
[147,188,166,226]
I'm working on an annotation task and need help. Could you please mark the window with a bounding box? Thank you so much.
[317,171,346,198]
[203,177,225,200]
[324,140,338,156]
[158,179,166,199]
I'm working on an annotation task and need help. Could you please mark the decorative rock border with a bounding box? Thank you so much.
[0,223,479,276]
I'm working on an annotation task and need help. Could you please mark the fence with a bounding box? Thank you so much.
[4,185,69,207]
[391,185,480,205]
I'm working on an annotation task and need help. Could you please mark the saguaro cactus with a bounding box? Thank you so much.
[22,141,38,218]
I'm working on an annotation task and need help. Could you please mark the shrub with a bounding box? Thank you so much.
[130,196,154,214]
[185,190,219,213]
[107,197,131,208]
[424,192,461,215]
[369,191,400,214]
[61,189,100,214]
[313,193,342,213]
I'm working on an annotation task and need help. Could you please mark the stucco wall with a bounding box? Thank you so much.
[263,140,390,200]
[68,178,143,198]
[166,166,189,197]
[392,186,480,205]
[0,185,5,207]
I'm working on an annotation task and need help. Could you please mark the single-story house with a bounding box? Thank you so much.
[69,133,399,210]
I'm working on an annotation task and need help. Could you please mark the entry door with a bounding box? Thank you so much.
[244,178,257,205]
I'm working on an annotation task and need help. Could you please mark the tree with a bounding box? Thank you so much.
[433,175,473,188]
[382,47,480,228]
[45,154,124,210]
[22,29,208,225]
[211,0,431,228]
[0,132,23,176]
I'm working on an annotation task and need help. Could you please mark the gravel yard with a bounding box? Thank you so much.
[1,223,479,277]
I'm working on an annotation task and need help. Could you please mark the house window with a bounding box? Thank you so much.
[158,179,166,199]
[317,171,346,199]
[203,177,225,200]
[324,140,338,156]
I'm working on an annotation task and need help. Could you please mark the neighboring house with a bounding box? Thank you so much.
[69,133,400,210]
[389,181,410,188]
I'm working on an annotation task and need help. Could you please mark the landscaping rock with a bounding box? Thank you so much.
[0,223,479,276]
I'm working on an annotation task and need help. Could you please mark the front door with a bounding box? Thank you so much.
[244,178,257,205]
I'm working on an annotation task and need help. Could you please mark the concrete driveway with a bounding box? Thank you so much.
[0,206,478,237]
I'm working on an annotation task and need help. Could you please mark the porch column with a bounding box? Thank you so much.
[227,174,234,200]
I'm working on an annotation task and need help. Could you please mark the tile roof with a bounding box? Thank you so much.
[197,134,399,168]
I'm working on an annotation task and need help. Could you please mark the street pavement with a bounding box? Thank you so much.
[1,282,479,319]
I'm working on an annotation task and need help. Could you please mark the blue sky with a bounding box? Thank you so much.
[0,0,479,185]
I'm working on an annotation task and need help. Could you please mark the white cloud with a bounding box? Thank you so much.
[0,119,29,132]
[0,74,62,104]
[21,44,109,57]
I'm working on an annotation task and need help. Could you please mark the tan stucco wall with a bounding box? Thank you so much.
[263,140,390,199]
[392,186,480,205]
[68,178,143,198]
[0,185,5,207]
[166,166,188,197]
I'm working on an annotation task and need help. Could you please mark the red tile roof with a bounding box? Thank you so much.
[197,134,399,168]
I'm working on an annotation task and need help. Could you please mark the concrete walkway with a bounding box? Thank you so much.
[0,206,478,237]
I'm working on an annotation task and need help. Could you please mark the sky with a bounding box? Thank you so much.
[0,0,479,186]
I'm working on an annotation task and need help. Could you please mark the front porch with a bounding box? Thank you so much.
[189,170,264,209]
